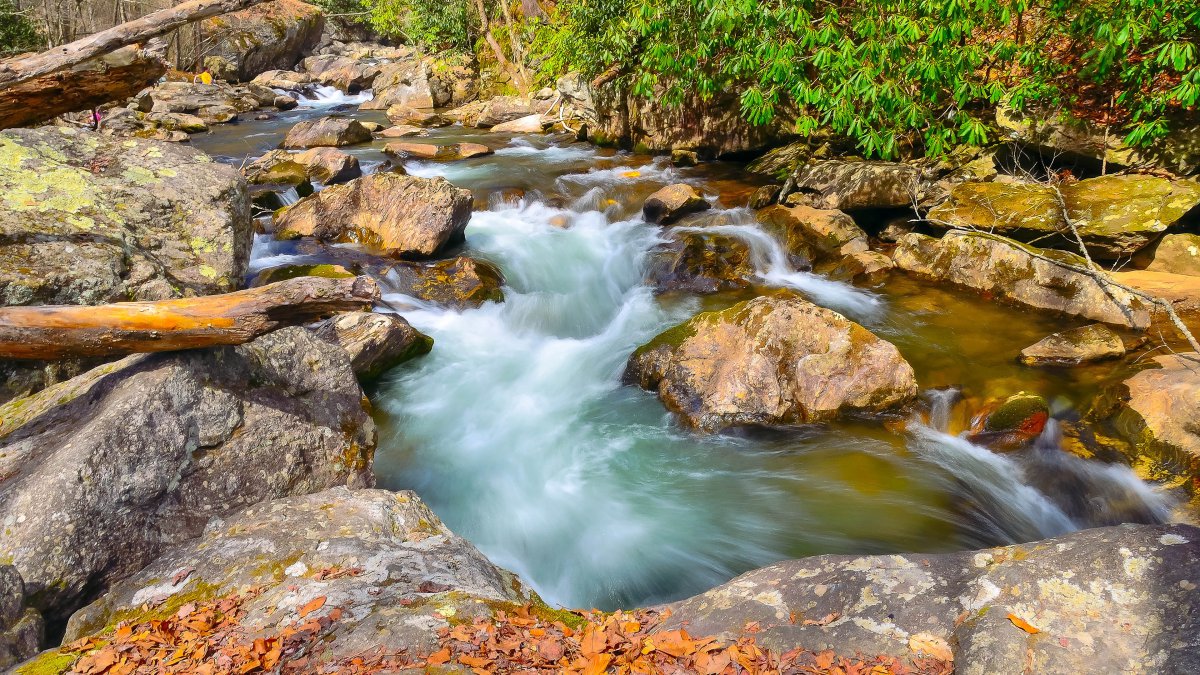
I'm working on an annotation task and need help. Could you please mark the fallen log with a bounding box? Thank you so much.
[0,0,271,91]
[0,42,166,130]
[0,276,379,360]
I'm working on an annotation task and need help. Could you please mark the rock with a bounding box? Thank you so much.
[490,114,549,133]
[832,250,896,284]
[313,311,433,379]
[671,149,700,167]
[0,328,375,625]
[645,229,756,294]
[968,391,1050,450]
[892,231,1153,329]
[379,124,425,138]
[625,293,918,432]
[383,141,493,161]
[247,147,362,185]
[384,105,451,127]
[0,567,41,669]
[748,184,781,209]
[273,94,298,110]
[300,54,380,92]
[0,127,251,306]
[200,0,324,82]
[281,116,373,148]
[449,95,551,128]
[59,488,532,665]
[360,60,436,109]
[1098,353,1200,477]
[143,111,208,133]
[757,204,869,262]
[1110,269,1200,336]
[785,160,921,210]
[135,80,269,123]
[1132,232,1200,276]
[747,141,820,177]
[664,523,1200,673]
[251,263,355,287]
[927,175,1200,260]
[388,256,505,309]
[275,173,472,257]
[1020,324,1127,366]
[642,184,711,224]
[251,68,312,91]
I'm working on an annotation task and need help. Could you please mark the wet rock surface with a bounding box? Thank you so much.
[664,523,1200,674]
[1095,353,1200,478]
[274,173,472,257]
[645,229,756,294]
[60,488,531,664]
[313,311,433,380]
[757,204,869,261]
[246,147,362,185]
[0,127,251,307]
[625,293,917,432]
[0,328,375,625]
[642,183,711,224]
[1019,324,1127,366]
[387,256,506,309]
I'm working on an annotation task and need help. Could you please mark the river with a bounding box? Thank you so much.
[190,93,1174,612]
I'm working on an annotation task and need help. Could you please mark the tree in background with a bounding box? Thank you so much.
[0,0,46,53]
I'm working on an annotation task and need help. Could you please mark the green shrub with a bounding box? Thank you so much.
[0,0,43,56]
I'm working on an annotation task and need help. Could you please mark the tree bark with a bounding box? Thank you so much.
[0,41,166,129]
[0,0,271,90]
[0,276,380,360]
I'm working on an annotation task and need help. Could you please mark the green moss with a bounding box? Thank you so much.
[14,649,82,675]
[984,391,1049,432]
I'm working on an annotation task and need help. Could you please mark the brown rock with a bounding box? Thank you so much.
[385,105,451,127]
[274,173,472,257]
[757,204,869,261]
[379,125,426,138]
[625,293,917,432]
[313,311,433,380]
[1133,233,1200,276]
[247,147,361,185]
[490,114,548,133]
[384,141,494,161]
[1019,324,1127,366]
[282,116,372,148]
[388,257,505,309]
[642,184,711,224]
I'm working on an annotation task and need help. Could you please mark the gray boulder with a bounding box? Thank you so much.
[0,328,375,625]
[60,488,531,665]
[282,116,373,148]
[313,311,433,380]
[200,0,324,82]
[785,160,921,210]
[0,567,41,669]
[0,127,251,307]
[665,523,1200,674]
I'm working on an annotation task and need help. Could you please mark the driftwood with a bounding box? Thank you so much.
[0,42,166,130]
[0,276,380,360]
[0,0,271,91]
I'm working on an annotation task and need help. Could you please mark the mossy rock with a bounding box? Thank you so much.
[982,391,1049,434]
[251,263,355,287]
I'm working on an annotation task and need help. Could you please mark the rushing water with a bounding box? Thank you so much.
[190,112,1176,612]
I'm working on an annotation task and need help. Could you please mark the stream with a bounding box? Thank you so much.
[190,95,1175,612]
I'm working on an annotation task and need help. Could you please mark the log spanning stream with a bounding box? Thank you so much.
[192,95,1174,611]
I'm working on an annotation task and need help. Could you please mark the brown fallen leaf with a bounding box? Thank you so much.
[1007,613,1041,634]
[908,632,955,661]
[297,596,326,618]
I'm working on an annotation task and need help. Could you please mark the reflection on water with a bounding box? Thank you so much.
[192,113,1173,611]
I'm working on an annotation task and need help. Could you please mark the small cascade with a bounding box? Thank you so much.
[277,186,301,206]
[291,85,374,107]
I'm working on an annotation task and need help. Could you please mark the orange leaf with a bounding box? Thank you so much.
[581,624,606,656]
[583,652,613,675]
[1007,613,1041,634]
[427,648,452,665]
[459,654,492,667]
[298,596,326,618]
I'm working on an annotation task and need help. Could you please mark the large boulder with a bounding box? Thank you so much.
[301,54,380,92]
[282,116,373,148]
[251,68,312,92]
[200,0,325,82]
[927,175,1200,260]
[1132,232,1200,276]
[785,160,922,210]
[1094,353,1200,479]
[893,231,1152,329]
[491,113,550,133]
[275,173,472,257]
[0,328,375,624]
[59,488,532,664]
[1019,324,1127,366]
[665,523,1200,674]
[625,293,917,432]
[246,147,361,185]
[135,80,279,122]
[757,204,869,261]
[387,256,505,309]
[359,60,436,110]
[645,229,756,294]
[313,311,433,379]
[642,184,711,224]
[448,95,552,128]
[0,127,251,307]
[0,567,41,669]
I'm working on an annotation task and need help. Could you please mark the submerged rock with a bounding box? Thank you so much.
[1097,353,1200,478]
[645,229,756,294]
[1019,324,1126,366]
[928,175,1200,260]
[199,0,324,82]
[625,293,917,432]
[275,173,472,257]
[59,488,531,664]
[893,231,1152,328]
[642,184,710,224]
[0,127,251,306]
[282,116,373,148]
[387,256,505,309]
[313,311,433,380]
[0,328,375,625]
[0,567,41,669]
[1132,232,1200,276]
[246,147,362,185]
[664,523,1200,673]
[968,391,1050,450]
[250,262,355,286]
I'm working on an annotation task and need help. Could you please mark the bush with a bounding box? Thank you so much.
[0,0,44,56]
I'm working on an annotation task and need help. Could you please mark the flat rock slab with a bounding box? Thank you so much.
[664,523,1200,674]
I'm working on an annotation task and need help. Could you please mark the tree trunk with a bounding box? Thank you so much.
[0,41,167,129]
[0,0,271,90]
[0,276,380,360]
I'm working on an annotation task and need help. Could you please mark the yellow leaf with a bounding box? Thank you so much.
[1006,613,1041,634]
[621,171,641,178]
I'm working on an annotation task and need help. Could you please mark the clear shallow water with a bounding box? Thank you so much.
[191,120,1175,611]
